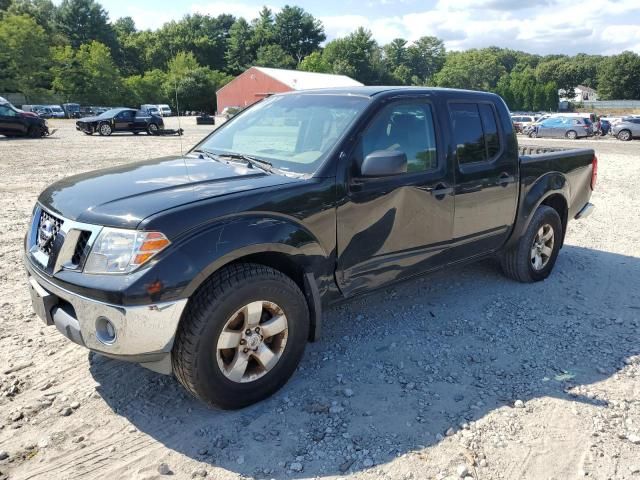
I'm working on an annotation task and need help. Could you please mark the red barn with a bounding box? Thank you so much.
[216,66,363,113]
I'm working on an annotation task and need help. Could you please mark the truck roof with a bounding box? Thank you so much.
[276,86,501,99]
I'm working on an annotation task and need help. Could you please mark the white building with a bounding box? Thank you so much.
[559,85,598,103]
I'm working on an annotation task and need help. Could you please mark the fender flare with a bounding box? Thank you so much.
[504,172,569,250]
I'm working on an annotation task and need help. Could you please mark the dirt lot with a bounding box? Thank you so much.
[0,118,639,480]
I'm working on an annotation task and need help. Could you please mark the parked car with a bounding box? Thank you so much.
[141,104,160,116]
[221,106,242,119]
[529,116,593,139]
[511,114,538,133]
[47,105,66,119]
[25,87,596,408]
[612,117,640,141]
[0,98,49,137]
[33,106,53,119]
[157,104,172,116]
[62,103,81,119]
[75,108,164,136]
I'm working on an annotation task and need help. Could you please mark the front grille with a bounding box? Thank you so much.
[71,230,92,266]
[36,210,63,255]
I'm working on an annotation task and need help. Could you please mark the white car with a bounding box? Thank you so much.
[157,104,172,117]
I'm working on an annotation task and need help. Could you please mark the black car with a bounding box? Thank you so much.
[0,99,49,138]
[76,108,164,136]
[25,87,596,408]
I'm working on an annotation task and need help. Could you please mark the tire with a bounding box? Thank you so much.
[27,126,41,138]
[172,263,310,409]
[500,205,563,283]
[566,130,578,140]
[529,131,537,138]
[617,129,632,141]
[147,123,159,135]
[98,122,112,136]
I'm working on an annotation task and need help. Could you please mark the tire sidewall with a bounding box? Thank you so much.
[98,122,112,136]
[520,206,562,281]
[186,274,309,408]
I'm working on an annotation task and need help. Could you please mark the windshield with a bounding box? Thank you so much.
[198,94,369,174]
[98,109,123,118]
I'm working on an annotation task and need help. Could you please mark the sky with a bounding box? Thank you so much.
[98,0,640,56]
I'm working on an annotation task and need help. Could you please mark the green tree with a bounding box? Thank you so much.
[298,51,331,73]
[163,51,232,112]
[434,49,505,90]
[597,51,640,100]
[274,5,325,64]
[55,0,117,50]
[406,36,446,84]
[226,18,254,74]
[123,69,168,106]
[0,14,51,96]
[323,27,382,84]
[255,44,296,69]
[6,0,57,34]
[51,41,124,104]
[383,38,408,71]
[251,6,275,49]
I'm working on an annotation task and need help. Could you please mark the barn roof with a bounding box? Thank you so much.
[253,67,363,90]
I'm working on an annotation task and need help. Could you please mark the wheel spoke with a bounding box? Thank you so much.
[244,301,263,327]
[541,228,553,242]
[532,254,542,270]
[541,245,553,258]
[537,227,544,240]
[260,314,287,339]
[226,353,249,382]
[254,343,278,371]
[218,330,242,349]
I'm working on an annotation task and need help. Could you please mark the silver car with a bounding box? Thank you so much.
[612,118,640,141]
[530,116,593,139]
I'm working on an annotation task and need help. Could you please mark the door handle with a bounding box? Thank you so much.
[498,172,515,187]
[429,183,453,200]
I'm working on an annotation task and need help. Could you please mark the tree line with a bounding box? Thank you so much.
[2,0,640,112]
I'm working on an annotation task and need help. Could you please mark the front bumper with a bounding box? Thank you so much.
[25,257,187,374]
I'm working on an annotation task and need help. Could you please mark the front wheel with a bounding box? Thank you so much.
[500,206,563,283]
[98,122,112,136]
[529,130,538,138]
[566,130,578,140]
[172,263,310,409]
[617,129,632,141]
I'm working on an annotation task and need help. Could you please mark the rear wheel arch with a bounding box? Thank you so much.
[540,193,568,247]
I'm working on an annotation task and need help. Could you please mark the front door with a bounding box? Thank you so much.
[447,101,518,259]
[0,105,23,136]
[114,110,134,131]
[336,98,455,296]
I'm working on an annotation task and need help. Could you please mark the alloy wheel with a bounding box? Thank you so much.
[530,224,554,271]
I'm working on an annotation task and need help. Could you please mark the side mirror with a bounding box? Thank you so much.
[360,150,407,177]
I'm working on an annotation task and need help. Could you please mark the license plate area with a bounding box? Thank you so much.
[28,277,58,325]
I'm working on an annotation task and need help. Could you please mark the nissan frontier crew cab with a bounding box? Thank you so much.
[24,87,597,409]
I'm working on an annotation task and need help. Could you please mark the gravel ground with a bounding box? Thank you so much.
[0,119,639,480]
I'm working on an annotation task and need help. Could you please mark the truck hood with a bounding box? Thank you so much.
[38,155,302,229]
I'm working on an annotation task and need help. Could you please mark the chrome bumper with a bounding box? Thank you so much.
[26,260,187,374]
[575,202,595,220]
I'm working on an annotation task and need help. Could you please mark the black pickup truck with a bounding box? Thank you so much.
[24,87,596,408]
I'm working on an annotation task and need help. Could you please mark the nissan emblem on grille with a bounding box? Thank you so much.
[36,211,62,255]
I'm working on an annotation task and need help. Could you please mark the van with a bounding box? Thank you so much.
[157,104,172,117]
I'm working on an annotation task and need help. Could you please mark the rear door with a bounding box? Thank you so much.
[447,101,518,259]
[114,110,135,131]
[336,97,455,296]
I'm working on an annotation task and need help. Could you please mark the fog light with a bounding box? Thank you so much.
[96,316,117,344]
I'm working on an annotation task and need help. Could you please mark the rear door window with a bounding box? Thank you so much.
[450,103,501,164]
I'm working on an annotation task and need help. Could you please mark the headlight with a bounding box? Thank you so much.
[84,228,170,274]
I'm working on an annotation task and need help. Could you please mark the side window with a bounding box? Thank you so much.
[450,103,489,164]
[357,102,437,173]
[479,104,500,158]
[0,106,15,116]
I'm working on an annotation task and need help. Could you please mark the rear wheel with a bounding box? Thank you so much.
[566,130,578,140]
[617,129,632,141]
[500,206,562,283]
[98,122,112,136]
[172,263,309,409]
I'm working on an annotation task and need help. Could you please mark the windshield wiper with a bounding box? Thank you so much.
[215,152,273,173]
